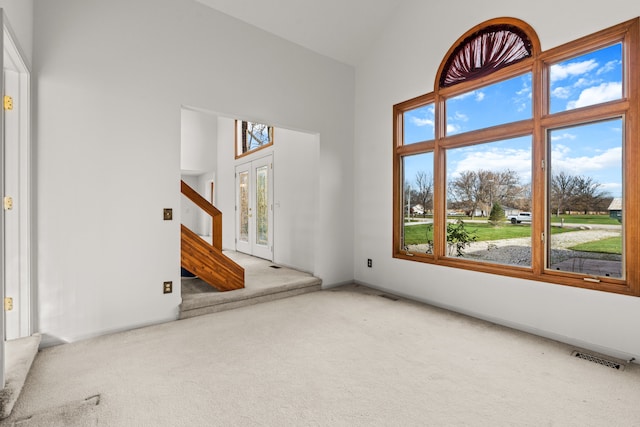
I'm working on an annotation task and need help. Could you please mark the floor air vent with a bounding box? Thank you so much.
[379,294,399,301]
[269,265,281,269]
[571,350,624,370]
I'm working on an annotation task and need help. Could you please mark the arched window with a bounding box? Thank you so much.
[439,24,534,88]
[393,17,640,296]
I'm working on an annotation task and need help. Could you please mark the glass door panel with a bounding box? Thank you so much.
[256,165,269,246]
[239,171,249,243]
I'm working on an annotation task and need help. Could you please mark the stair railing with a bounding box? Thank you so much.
[180,180,222,250]
[180,180,244,291]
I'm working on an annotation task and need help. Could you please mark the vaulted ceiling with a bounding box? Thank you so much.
[194,0,405,66]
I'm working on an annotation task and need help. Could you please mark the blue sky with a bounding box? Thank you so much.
[403,43,623,198]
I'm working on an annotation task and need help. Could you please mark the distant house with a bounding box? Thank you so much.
[608,198,622,221]
[411,204,424,215]
[502,206,521,217]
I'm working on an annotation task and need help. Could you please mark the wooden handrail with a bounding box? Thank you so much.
[181,180,222,250]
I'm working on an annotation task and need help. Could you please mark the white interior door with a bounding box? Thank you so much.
[235,155,273,261]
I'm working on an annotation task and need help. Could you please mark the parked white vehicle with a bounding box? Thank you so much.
[507,212,532,224]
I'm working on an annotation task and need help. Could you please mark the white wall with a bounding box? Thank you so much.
[181,107,218,237]
[216,117,236,251]
[34,0,354,343]
[273,128,319,273]
[0,0,32,65]
[180,108,217,174]
[180,175,200,233]
[354,0,640,361]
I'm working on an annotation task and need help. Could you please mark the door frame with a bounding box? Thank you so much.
[2,16,34,338]
[0,9,6,388]
[235,154,274,261]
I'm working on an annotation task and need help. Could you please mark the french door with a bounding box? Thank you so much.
[235,155,273,260]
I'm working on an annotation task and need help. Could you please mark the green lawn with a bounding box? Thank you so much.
[550,214,620,225]
[569,236,622,255]
[403,222,575,245]
[410,214,619,225]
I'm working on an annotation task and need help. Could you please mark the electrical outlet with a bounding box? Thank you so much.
[163,281,173,294]
[163,208,173,221]
[367,259,372,268]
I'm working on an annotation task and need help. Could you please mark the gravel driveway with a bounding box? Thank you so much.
[406,228,622,270]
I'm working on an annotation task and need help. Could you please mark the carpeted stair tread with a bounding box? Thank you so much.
[0,334,41,419]
[179,278,321,319]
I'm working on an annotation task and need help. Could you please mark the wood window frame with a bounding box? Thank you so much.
[393,17,640,296]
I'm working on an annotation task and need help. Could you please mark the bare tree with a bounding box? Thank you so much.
[571,175,607,214]
[476,170,494,215]
[246,122,269,150]
[495,169,524,206]
[550,171,576,216]
[514,182,532,211]
[449,171,481,219]
[414,170,433,216]
[551,173,608,214]
[450,169,524,217]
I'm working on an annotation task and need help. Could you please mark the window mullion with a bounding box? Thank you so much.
[433,94,446,259]
[623,20,640,294]
[531,56,545,275]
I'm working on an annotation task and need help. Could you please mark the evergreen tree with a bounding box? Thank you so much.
[488,202,505,225]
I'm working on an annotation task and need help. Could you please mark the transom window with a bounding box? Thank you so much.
[235,120,274,158]
[393,17,640,296]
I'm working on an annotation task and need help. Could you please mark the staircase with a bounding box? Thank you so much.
[181,180,244,291]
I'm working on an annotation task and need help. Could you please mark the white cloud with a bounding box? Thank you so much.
[550,144,571,158]
[573,77,595,88]
[453,112,468,122]
[449,147,532,182]
[551,86,571,99]
[514,82,532,111]
[550,133,576,142]
[475,91,485,101]
[566,82,622,110]
[447,124,460,135]
[597,60,621,75]
[550,59,598,82]
[551,146,622,174]
[410,116,434,127]
[450,90,481,101]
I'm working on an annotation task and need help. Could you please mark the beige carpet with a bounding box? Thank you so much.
[3,285,639,426]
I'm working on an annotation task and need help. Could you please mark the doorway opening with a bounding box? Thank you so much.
[235,154,273,261]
